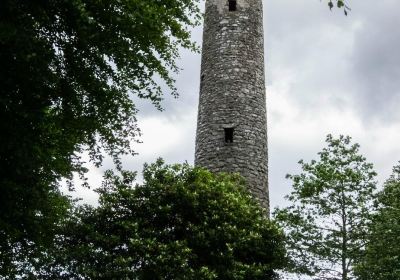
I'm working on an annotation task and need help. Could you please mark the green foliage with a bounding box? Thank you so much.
[354,163,400,280]
[274,135,377,280]
[0,192,71,278]
[41,160,286,279]
[0,0,201,265]
[328,0,351,15]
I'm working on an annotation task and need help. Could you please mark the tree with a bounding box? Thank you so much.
[354,163,400,280]
[273,135,377,280]
[0,0,201,262]
[40,160,287,280]
[0,192,71,278]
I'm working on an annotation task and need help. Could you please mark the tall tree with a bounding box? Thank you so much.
[274,135,377,280]
[354,163,400,280]
[0,0,200,261]
[39,160,286,280]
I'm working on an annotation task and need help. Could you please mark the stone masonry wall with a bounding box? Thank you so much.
[195,0,269,211]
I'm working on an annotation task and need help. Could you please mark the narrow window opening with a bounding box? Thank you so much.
[224,127,234,143]
[201,74,205,82]
[228,0,237,11]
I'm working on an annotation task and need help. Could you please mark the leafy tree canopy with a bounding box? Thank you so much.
[36,160,287,280]
[0,0,201,252]
[0,192,71,278]
[274,135,377,280]
[354,163,400,280]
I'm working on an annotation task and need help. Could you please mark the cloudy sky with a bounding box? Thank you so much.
[77,0,400,208]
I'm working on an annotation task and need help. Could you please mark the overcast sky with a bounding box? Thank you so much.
[76,0,400,208]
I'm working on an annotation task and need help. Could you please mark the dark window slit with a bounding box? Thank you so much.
[224,127,234,143]
[229,0,237,11]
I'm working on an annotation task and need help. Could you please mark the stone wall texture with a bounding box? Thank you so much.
[195,0,269,211]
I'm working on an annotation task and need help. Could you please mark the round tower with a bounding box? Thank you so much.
[195,0,268,210]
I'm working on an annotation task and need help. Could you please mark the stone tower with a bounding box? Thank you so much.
[195,0,269,210]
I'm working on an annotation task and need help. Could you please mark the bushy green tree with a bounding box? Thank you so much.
[274,135,377,280]
[0,192,71,278]
[354,163,400,280]
[41,160,286,280]
[0,0,201,265]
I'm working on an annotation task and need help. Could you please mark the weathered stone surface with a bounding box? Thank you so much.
[195,0,269,211]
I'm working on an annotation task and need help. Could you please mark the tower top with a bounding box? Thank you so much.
[206,0,262,11]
